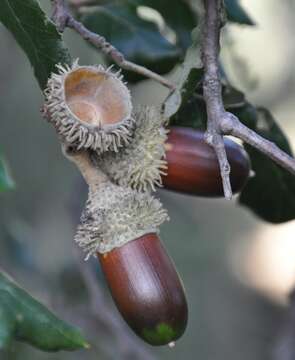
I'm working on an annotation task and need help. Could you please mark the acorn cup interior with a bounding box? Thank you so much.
[64,67,131,127]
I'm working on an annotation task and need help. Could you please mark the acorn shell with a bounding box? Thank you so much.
[92,106,168,192]
[44,60,134,153]
[75,180,168,258]
[98,233,188,346]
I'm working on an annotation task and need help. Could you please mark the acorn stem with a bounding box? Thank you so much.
[62,145,108,188]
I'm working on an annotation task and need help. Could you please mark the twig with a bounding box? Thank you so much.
[202,0,232,199]
[220,113,295,176]
[51,0,175,90]
[202,0,295,195]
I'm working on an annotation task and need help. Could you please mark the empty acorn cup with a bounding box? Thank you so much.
[44,60,134,153]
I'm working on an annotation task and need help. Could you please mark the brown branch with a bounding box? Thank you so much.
[220,113,295,176]
[202,0,295,197]
[202,0,232,199]
[51,0,175,90]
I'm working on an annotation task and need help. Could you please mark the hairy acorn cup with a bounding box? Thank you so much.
[44,60,134,153]
[92,105,168,192]
[163,127,251,196]
[98,233,188,346]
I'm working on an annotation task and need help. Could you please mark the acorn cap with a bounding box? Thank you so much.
[44,60,134,153]
[75,180,169,258]
[92,106,168,192]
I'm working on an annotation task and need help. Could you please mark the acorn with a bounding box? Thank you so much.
[64,149,187,346]
[44,60,134,153]
[98,233,188,346]
[92,105,168,192]
[163,127,251,196]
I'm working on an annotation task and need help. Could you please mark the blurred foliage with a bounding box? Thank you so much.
[239,108,295,223]
[79,0,197,81]
[224,0,255,26]
[80,2,180,71]
[0,271,88,351]
[0,0,71,89]
[163,27,203,120]
[0,157,14,193]
[133,0,197,51]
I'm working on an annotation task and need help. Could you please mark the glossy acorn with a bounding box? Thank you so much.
[163,127,251,196]
[98,233,188,346]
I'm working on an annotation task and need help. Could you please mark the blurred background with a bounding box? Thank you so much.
[1,0,295,359]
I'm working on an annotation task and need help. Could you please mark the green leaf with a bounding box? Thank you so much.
[0,271,89,351]
[133,0,197,51]
[225,0,255,26]
[239,108,295,223]
[0,157,14,193]
[169,91,207,130]
[222,85,258,130]
[164,27,203,121]
[0,0,71,89]
[79,1,181,79]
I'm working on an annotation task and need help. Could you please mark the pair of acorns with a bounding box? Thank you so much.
[43,61,250,347]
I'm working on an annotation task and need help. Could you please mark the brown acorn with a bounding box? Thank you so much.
[98,233,188,346]
[163,127,251,196]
